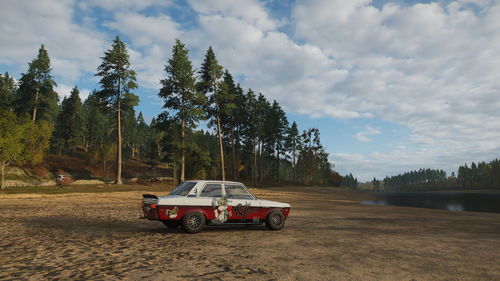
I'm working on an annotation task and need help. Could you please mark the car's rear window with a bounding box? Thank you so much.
[225,184,254,200]
[169,182,196,196]
[200,184,222,197]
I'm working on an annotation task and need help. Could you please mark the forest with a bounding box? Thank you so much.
[358,159,500,191]
[0,37,342,189]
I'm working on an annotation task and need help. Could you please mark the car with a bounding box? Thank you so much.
[141,180,291,233]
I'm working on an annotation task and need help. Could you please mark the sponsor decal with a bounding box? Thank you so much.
[165,207,178,218]
[212,198,232,223]
[233,203,257,220]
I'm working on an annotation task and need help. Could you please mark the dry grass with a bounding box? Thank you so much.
[0,186,499,280]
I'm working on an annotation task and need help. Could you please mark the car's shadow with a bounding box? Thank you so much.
[24,216,270,234]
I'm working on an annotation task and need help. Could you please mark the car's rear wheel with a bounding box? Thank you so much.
[265,210,285,230]
[162,221,180,229]
[181,212,206,233]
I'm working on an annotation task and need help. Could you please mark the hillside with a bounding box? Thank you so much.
[5,154,172,183]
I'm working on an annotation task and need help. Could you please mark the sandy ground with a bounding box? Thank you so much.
[0,186,499,281]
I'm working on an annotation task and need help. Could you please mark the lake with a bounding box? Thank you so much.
[362,192,500,213]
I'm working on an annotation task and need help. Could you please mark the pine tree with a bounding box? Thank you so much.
[96,36,138,184]
[135,112,150,160]
[0,72,17,112]
[265,100,288,182]
[159,39,205,183]
[15,45,58,122]
[220,71,240,179]
[285,121,301,183]
[198,47,235,181]
[242,89,259,185]
[83,91,112,150]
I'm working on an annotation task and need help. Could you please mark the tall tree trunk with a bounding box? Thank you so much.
[252,140,257,186]
[259,141,264,183]
[173,159,178,186]
[292,146,296,184]
[216,115,225,181]
[32,88,39,121]
[181,119,185,182]
[115,81,123,185]
[231,130,237,180]
[276,147,280,183]
[1,163,5,190]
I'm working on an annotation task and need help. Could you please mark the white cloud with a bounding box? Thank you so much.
[290,0,500,179]
[78,0,170,11]
[0,0,107,87]
[103,11,182,98]
[188,0,280,31]
[355,126,381,142]
[54,84,91,101]
[4,0,500,181]
[105,12,180,48]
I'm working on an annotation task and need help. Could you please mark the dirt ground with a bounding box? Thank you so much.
[0,186,499,281]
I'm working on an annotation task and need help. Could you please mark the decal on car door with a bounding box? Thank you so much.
[212,197,232,223]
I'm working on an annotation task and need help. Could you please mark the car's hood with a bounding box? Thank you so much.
[259,199,291,208]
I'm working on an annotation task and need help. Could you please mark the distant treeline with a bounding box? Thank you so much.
[0,38,342,188]
[382,169,448,191]
[353,159,500,191]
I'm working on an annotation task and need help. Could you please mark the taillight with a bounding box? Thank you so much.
[151,204,157,208]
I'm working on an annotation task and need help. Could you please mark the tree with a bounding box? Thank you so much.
[198,47,234,181]
[83,91,112,151]
[0,72,16,111]
[0,111,24,189]
[342,173,358,189]
[285,121,301,183]
[219,71,242,180]
[135,112,150,160]
[265,100,288,182]
[89,142,116,177]
[255,93,270,183]
[295,128,332,185]
[158,39,205,183]
[241,89,259,185]
[96,36,138,184]
[54,86,84,154]
[15,45,58,122]
[0,111,52,189]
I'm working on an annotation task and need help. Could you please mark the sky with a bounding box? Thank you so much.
[1,0,500,181]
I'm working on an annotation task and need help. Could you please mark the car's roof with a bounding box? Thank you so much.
[184,180,244,185]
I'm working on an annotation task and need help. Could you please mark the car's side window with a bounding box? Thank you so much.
[200,184,222,197]
[225,184,254,200]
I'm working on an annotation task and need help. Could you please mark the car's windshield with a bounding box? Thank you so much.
[169,182,196,196]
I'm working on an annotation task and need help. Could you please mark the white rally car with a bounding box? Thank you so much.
[141,180,291,233]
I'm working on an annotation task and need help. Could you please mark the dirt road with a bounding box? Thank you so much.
[0,186,499,280]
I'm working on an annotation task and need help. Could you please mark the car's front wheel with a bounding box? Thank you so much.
[162,221,180,229]
[265,210,285,230]
[181,212,206,233]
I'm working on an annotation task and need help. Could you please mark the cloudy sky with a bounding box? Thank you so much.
[1,0,500,181]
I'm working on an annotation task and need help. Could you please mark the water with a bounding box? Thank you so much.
[362,192,500,213]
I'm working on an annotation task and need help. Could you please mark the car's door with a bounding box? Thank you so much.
[197,183,225,222]
[223,183,262,222]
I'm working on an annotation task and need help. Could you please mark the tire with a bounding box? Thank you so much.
[162,221,180,229]
[181,212,206,234]
[265,210,285,230]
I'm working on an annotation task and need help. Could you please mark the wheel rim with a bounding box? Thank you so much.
[272,214,282,225]
[188,215,201,229]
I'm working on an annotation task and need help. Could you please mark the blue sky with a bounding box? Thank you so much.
[1,0,500,181]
